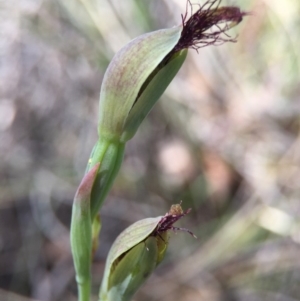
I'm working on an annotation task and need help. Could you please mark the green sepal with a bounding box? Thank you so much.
[103,237,158,301]
[99,217,163,301]
[121,49,188,142]
[98,26,182,140]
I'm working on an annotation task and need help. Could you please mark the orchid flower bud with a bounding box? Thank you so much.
[85,0,247,220]
[99,203,196,301]
[98,27,184,142]
[87,29,186,220]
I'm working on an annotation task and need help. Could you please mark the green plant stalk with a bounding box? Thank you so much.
[78,280,91,301]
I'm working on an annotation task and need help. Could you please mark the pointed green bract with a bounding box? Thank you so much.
[70,163,100,301]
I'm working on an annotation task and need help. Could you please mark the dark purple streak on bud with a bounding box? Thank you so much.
[173,0,248,53]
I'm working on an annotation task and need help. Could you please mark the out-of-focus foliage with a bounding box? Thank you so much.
[0,0,300,300]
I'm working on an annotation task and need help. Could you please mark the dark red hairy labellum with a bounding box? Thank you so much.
[174,0,248,52]
[152,203,196,238]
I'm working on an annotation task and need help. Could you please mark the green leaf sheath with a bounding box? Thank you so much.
[121,49,187,142]
[86,138,125,220]
[71,164,100,301]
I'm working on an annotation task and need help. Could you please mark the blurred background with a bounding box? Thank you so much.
[1,0,300,300]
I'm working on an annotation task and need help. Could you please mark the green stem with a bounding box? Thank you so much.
[78,279,91,301]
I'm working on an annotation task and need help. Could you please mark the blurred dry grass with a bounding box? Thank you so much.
[0,0,300,300]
